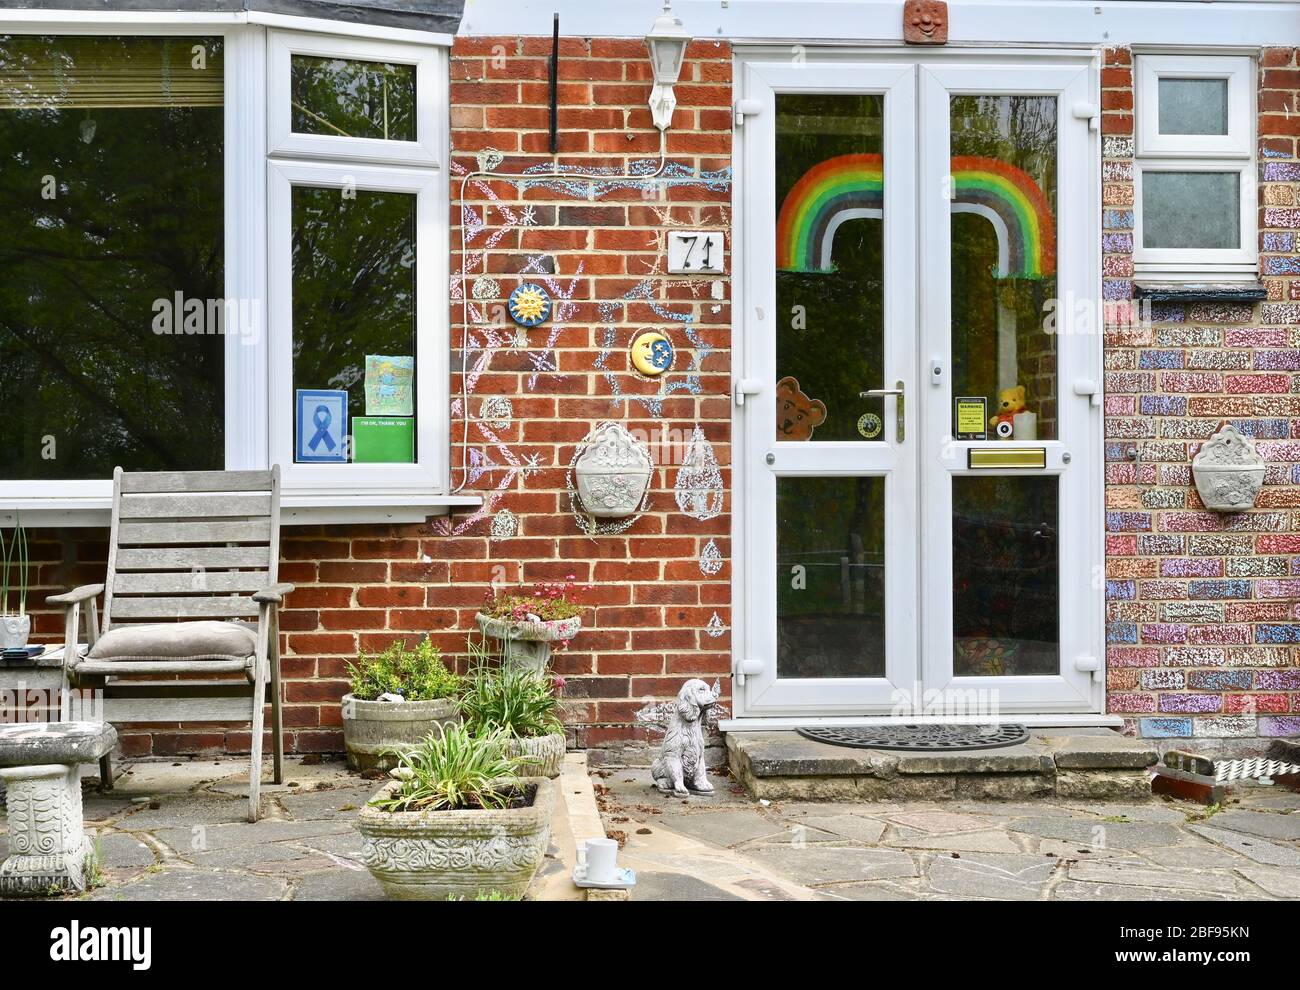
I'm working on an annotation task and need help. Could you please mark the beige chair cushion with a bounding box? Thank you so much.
[87,620,256,663]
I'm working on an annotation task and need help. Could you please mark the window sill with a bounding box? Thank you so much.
[1133,279,1267,303]
[0,494,482,528]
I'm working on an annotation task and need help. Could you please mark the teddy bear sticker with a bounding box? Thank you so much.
[776,376,827,441]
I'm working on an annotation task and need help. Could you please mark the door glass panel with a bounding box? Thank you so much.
[949,95,1057,442]
[777,476,885,678]
[953,476,1059,676]
[775,93,885,442]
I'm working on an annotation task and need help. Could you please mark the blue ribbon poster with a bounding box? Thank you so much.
[296,389,349,463]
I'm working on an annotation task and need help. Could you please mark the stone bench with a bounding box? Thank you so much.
[0,722,117,896]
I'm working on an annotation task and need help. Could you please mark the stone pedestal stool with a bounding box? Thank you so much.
[0,722,117,896]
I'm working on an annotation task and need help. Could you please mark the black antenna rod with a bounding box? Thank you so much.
[549,13,560,155]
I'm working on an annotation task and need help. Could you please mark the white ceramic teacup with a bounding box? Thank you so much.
[577,837,619,883]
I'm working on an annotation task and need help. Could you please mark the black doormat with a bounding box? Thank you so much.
[797,723,1030,751]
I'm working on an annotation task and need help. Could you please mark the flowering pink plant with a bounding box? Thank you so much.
[482,575,590,624]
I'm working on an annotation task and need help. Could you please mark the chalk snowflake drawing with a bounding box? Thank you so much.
[705,612,727,638]
[674,425,724,520]
[490,508,518,540]
[446,156,732,535]
[699,539,724,576]
[479,395,513,430]
[594,280,712,417]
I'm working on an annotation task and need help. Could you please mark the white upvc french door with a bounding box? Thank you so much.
[735,52,1103,720]
[739,60,920,714]
[917,62,1102,712]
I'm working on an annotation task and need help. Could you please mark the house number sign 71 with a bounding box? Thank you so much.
[667,231,726,274]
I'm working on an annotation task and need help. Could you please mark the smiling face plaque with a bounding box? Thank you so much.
[903,0,948,44]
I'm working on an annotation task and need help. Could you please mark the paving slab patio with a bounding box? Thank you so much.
[0,757,1296,901]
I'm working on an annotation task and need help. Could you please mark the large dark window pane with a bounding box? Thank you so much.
[291,185,417,463]
[0,35,224,480]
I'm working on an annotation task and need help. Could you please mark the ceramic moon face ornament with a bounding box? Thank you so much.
[630,330,674,377]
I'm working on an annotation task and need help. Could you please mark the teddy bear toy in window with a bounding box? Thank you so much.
[988,385,1026,440]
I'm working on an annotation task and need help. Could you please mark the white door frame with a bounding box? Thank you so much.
[730,49,1106,723]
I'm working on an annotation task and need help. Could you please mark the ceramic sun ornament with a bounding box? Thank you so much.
[508,283,551,327]
[573,421,653,518]
[1192,423,1266,512]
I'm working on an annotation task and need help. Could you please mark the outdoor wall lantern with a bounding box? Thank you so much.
[645,2,690,130]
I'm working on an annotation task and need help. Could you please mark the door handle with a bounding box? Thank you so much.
[858,380,905,443]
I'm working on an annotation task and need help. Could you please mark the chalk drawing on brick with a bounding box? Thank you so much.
[490,508,518,540]
[705,612,727,638]
[700,539,724,576]
[674,425,724,521]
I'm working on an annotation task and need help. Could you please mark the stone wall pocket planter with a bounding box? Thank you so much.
[356,775,554,900]
[573,421,652,518]
[341,695,461,772]
[475,612,581,673]
[1192,423,1266,512]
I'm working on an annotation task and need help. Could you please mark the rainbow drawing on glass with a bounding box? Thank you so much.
[775,153,1055,278]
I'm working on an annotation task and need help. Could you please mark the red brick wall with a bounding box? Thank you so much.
[1102,46,1300,746]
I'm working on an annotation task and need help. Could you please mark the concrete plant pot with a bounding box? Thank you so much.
[475,612,581,672]
[0,614,30,650]
[356,776,554,900]
[502,731,566,779]
[342,694,460,772]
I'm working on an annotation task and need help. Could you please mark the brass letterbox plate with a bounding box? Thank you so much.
[967,447,1047,470]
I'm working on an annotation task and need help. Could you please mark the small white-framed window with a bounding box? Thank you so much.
[1134,54,1256,278]
[267,160,446,496]
[268,30,442,167]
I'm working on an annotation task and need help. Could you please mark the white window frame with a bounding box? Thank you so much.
[268,159,446,496]
[267,30,443,167]
[0,16,454,522]
[1134,53,1257,278]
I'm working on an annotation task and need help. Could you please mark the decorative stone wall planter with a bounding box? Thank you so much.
[573,421,653,518]
[502,731,566,779]
[341,694,461,772]
[1192,423,1266,512]
[0,614,30,650]
[356,776,554,900]
[475,612,581,672]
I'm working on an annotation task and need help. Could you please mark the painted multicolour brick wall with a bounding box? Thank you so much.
[1102,46,1300,745]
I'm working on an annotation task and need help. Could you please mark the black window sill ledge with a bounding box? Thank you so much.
[1133,280,1268,304]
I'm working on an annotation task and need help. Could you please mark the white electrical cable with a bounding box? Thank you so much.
[450,129,669,494]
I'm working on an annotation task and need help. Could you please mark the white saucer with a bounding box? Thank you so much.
[572,863,636,890]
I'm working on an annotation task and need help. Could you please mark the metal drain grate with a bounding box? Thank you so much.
[797,724,1030,751]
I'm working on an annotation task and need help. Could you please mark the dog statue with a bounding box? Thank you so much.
[651,678,720,797]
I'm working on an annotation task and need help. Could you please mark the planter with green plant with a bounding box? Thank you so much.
[356,722,553,900]
[475,577,586,671]
[342,638,462,772]
[0,517,29,649]
[460,637,567,778]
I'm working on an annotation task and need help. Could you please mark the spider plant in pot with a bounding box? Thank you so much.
[474,576,587,672]
[460,636,566,779]
[342,637,463,771]
[0,517,30,649]
[356,722,554,901]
